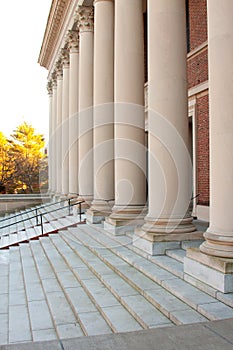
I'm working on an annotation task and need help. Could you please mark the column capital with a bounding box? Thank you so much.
[67,29,79,53]
[47,80,53,96]
[60,47,70,67]
[51,71,57,88]
[55,59,63,79]
[76,6,94,33]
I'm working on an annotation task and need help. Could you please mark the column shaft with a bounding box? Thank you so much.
[77,6,94,205]
[47,81,53,193]
[61,54,70,196]
[133,0,200,255]
[86,0,114,223]
[68,31,79,197]
[104,0,146,234]
[56,69,63,196]
[200,0,233,257]
[51,77,57,194]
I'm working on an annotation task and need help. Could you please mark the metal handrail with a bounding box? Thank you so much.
[0,197,75,223]
[0,200,85,237]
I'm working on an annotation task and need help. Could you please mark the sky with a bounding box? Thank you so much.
[0,0,52,142]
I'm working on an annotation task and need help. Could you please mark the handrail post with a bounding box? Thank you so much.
[79,202,82,222]
[68,198,71,215]
[40,214,43,234]
[36,209,38,226]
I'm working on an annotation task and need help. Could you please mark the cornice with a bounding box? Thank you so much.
[38,0,94,71]
[38,0,75,69]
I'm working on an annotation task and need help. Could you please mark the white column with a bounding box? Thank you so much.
[184,0,233,293]
[77,6,94,205]
[47,80,53,194]
[104,0,146,235]
[61,48,70,196]
[199,1,233,258]
[55,61,63,196]
[68,30,79,198]
[86,0,114,224]
[133,0,200,255]
[51,72,57,194]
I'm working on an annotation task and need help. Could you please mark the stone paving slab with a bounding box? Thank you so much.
[9,304,32,344]
[62,320,233,350]
[197,301,233,320]
[28,300,54,331]
[76,311,112,336]
[121,294,172,328]
[161,278,220,310]
[56,323,83,340]
[0,313,8,345]
[166,248,186,263]
[170,309,208,325]
[150,255,184,278]
[101,305,142,333]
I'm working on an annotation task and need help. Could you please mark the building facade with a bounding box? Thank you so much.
[39,0,233,293]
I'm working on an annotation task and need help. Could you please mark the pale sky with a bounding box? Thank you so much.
[0,0,52,142]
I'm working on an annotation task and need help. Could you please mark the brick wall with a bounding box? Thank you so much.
[196,94,209,206]
[188,0,207,51]
[187,49,208,89]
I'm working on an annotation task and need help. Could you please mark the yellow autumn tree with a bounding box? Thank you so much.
[0,132,15,193]
[10,122,46,193]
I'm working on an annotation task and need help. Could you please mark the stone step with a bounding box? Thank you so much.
[29,239,85,341]
[166,249,186,263]
[0,250,9,345]
[8,247,32,344]
[18,244,58,343]
[50,234,170,331]
[0,214,79,249]
[37,237,113,337]
[68,224,233,322]
[60,228,208,326]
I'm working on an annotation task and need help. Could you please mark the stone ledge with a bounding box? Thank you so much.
[186,248,233,274]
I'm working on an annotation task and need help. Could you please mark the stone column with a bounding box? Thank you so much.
[86,0,114,224]
[55,60,63,197]
[77,6,94,205]
[61,48,70,197]
[51,71,57,194]
[133,0,201,255]
[104,0,146,235]
[68,30,79,198]
[184,0,233,293]
[47,80,53,194]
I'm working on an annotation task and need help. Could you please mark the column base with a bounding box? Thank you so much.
[199,228,233,258]
[184,248,233,293]
[86,200,114,224]
[133,216,203,255]
[77,195,93,211]
[104,205,147,236]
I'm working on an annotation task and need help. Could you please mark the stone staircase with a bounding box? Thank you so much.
[0,204,84,249]
[0,219,233,346]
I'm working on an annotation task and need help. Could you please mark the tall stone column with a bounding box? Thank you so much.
[68,30,79,198]
[55,60,63,197]
[61,48,70,197]
[86,0,114,224]
[77,6,94,205]
[184,0,233,293]
[133,0,200,255]
[47,80,53,194]
[51,71,57,194]
[104,0,146,235]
